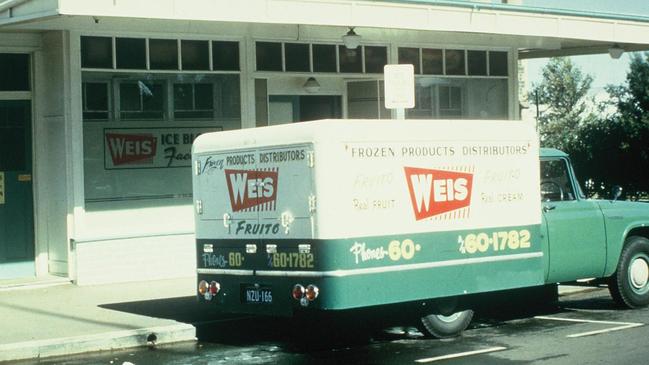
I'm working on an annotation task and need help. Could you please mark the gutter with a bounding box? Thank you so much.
[0,0,31,13]
[383,0,649,24]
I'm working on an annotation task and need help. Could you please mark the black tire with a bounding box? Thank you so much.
[608,236,649,308]
[419,309,474,338]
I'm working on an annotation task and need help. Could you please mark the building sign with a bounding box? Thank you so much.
[383,64,415,109]
[104,127,221,169]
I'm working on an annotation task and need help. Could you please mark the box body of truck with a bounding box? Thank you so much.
[192,120,544,315]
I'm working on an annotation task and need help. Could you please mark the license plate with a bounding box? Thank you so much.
[243,287,273,304]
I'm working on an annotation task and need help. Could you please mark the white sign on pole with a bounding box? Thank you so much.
[384,64,415,110]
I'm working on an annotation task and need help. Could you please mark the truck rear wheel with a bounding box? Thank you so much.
[609,236,649,308]
[419,309,473,338]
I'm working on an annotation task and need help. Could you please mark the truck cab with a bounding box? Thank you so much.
[540,148,649,309]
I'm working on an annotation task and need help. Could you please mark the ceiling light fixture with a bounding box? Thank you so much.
[342,27,361,49]
[303,77,321,93]
[608,44,624,59]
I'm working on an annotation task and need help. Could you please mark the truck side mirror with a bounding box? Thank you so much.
[611,185,623,201]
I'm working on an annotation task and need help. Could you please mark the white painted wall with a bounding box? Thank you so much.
[75,234,195,285]
[37,31,71,277]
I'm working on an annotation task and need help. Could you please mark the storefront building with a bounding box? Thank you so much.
[1,0,648,284]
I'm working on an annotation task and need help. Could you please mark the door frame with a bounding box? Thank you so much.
[0,51,37,279]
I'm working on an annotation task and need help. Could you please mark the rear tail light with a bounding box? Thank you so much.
[292,284,305,300]
[305,285,319,301]
[199,280,220,301]
[198,280,209,295]
[291,283,320,307]
[209,281,220,295]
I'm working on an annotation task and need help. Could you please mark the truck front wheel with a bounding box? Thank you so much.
[419,309,474,338]
[609,236,649,308]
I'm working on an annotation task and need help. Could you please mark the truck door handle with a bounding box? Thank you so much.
[543,205,556,212]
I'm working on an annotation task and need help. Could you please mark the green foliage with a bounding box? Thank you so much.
[531,54,649,199]
[529,57,593,150]
[569,54,649,199]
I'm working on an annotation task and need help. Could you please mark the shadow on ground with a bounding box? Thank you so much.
[99,287,618,352]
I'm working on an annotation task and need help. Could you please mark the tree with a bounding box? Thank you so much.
[529,57,594,150]
[570,53,649,199]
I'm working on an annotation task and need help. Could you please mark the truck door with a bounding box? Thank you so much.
[257,145,315,239]
[541,158,606,282]
[196,149,260,239]
[195,144,315,240]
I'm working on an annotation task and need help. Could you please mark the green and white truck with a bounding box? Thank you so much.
[192,119,649,337]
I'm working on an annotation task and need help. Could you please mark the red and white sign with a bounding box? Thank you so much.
[102,127,220,169]
[404,167,473,221]
[225,169,279,212]
[106,133,157,166]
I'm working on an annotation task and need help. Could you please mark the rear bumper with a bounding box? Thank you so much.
[197,272,324,316]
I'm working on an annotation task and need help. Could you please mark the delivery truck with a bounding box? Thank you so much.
[191,119,649,337]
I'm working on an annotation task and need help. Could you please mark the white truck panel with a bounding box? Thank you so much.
[192,119,540,240]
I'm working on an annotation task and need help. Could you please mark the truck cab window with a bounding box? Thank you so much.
[540,159,575,202]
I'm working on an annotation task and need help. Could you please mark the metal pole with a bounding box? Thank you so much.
[535,90,540,121]
[396,108,405,120]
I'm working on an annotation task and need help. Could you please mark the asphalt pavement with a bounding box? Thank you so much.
[0,276,592,363]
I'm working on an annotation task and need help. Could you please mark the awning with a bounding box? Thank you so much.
[2,0,649,58]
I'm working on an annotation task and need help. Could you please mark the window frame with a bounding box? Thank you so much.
[397,46,509,78]
[82,80,112,121]
[80,35,241,72]
[540,158,579,202]
[254,40,388,75]
[172,82,216,120]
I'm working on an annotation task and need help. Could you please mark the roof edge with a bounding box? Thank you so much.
[393,0,649,24]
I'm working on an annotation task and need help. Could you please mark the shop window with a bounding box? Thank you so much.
[439,85,462,117]
[0,53,30,91]
[116,38,146,69]
[445,50,465,76]
[254,41,388,75]
[81,36,113,69]
[408,83,435,119]
[422,49,443,75]
[268,95,341,124]
[150,39,179,70]
[256,42,282,71]
[181,40,209,71]
[312,44,336,73]
[82,73,241,207]
[173,83,214,119]
[489,51,508,76]
[119,81,165,120]
[212,41,239,71]
[364,46,387,74]
[398,48,420,74]
[467,50,487,76]
[407,79,469,119]
[339,46,362,73]
[285,43,310,72]
[82,82,110,120]
[346,80,389,119]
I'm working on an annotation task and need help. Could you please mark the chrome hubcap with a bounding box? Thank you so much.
[630,257,649,289]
